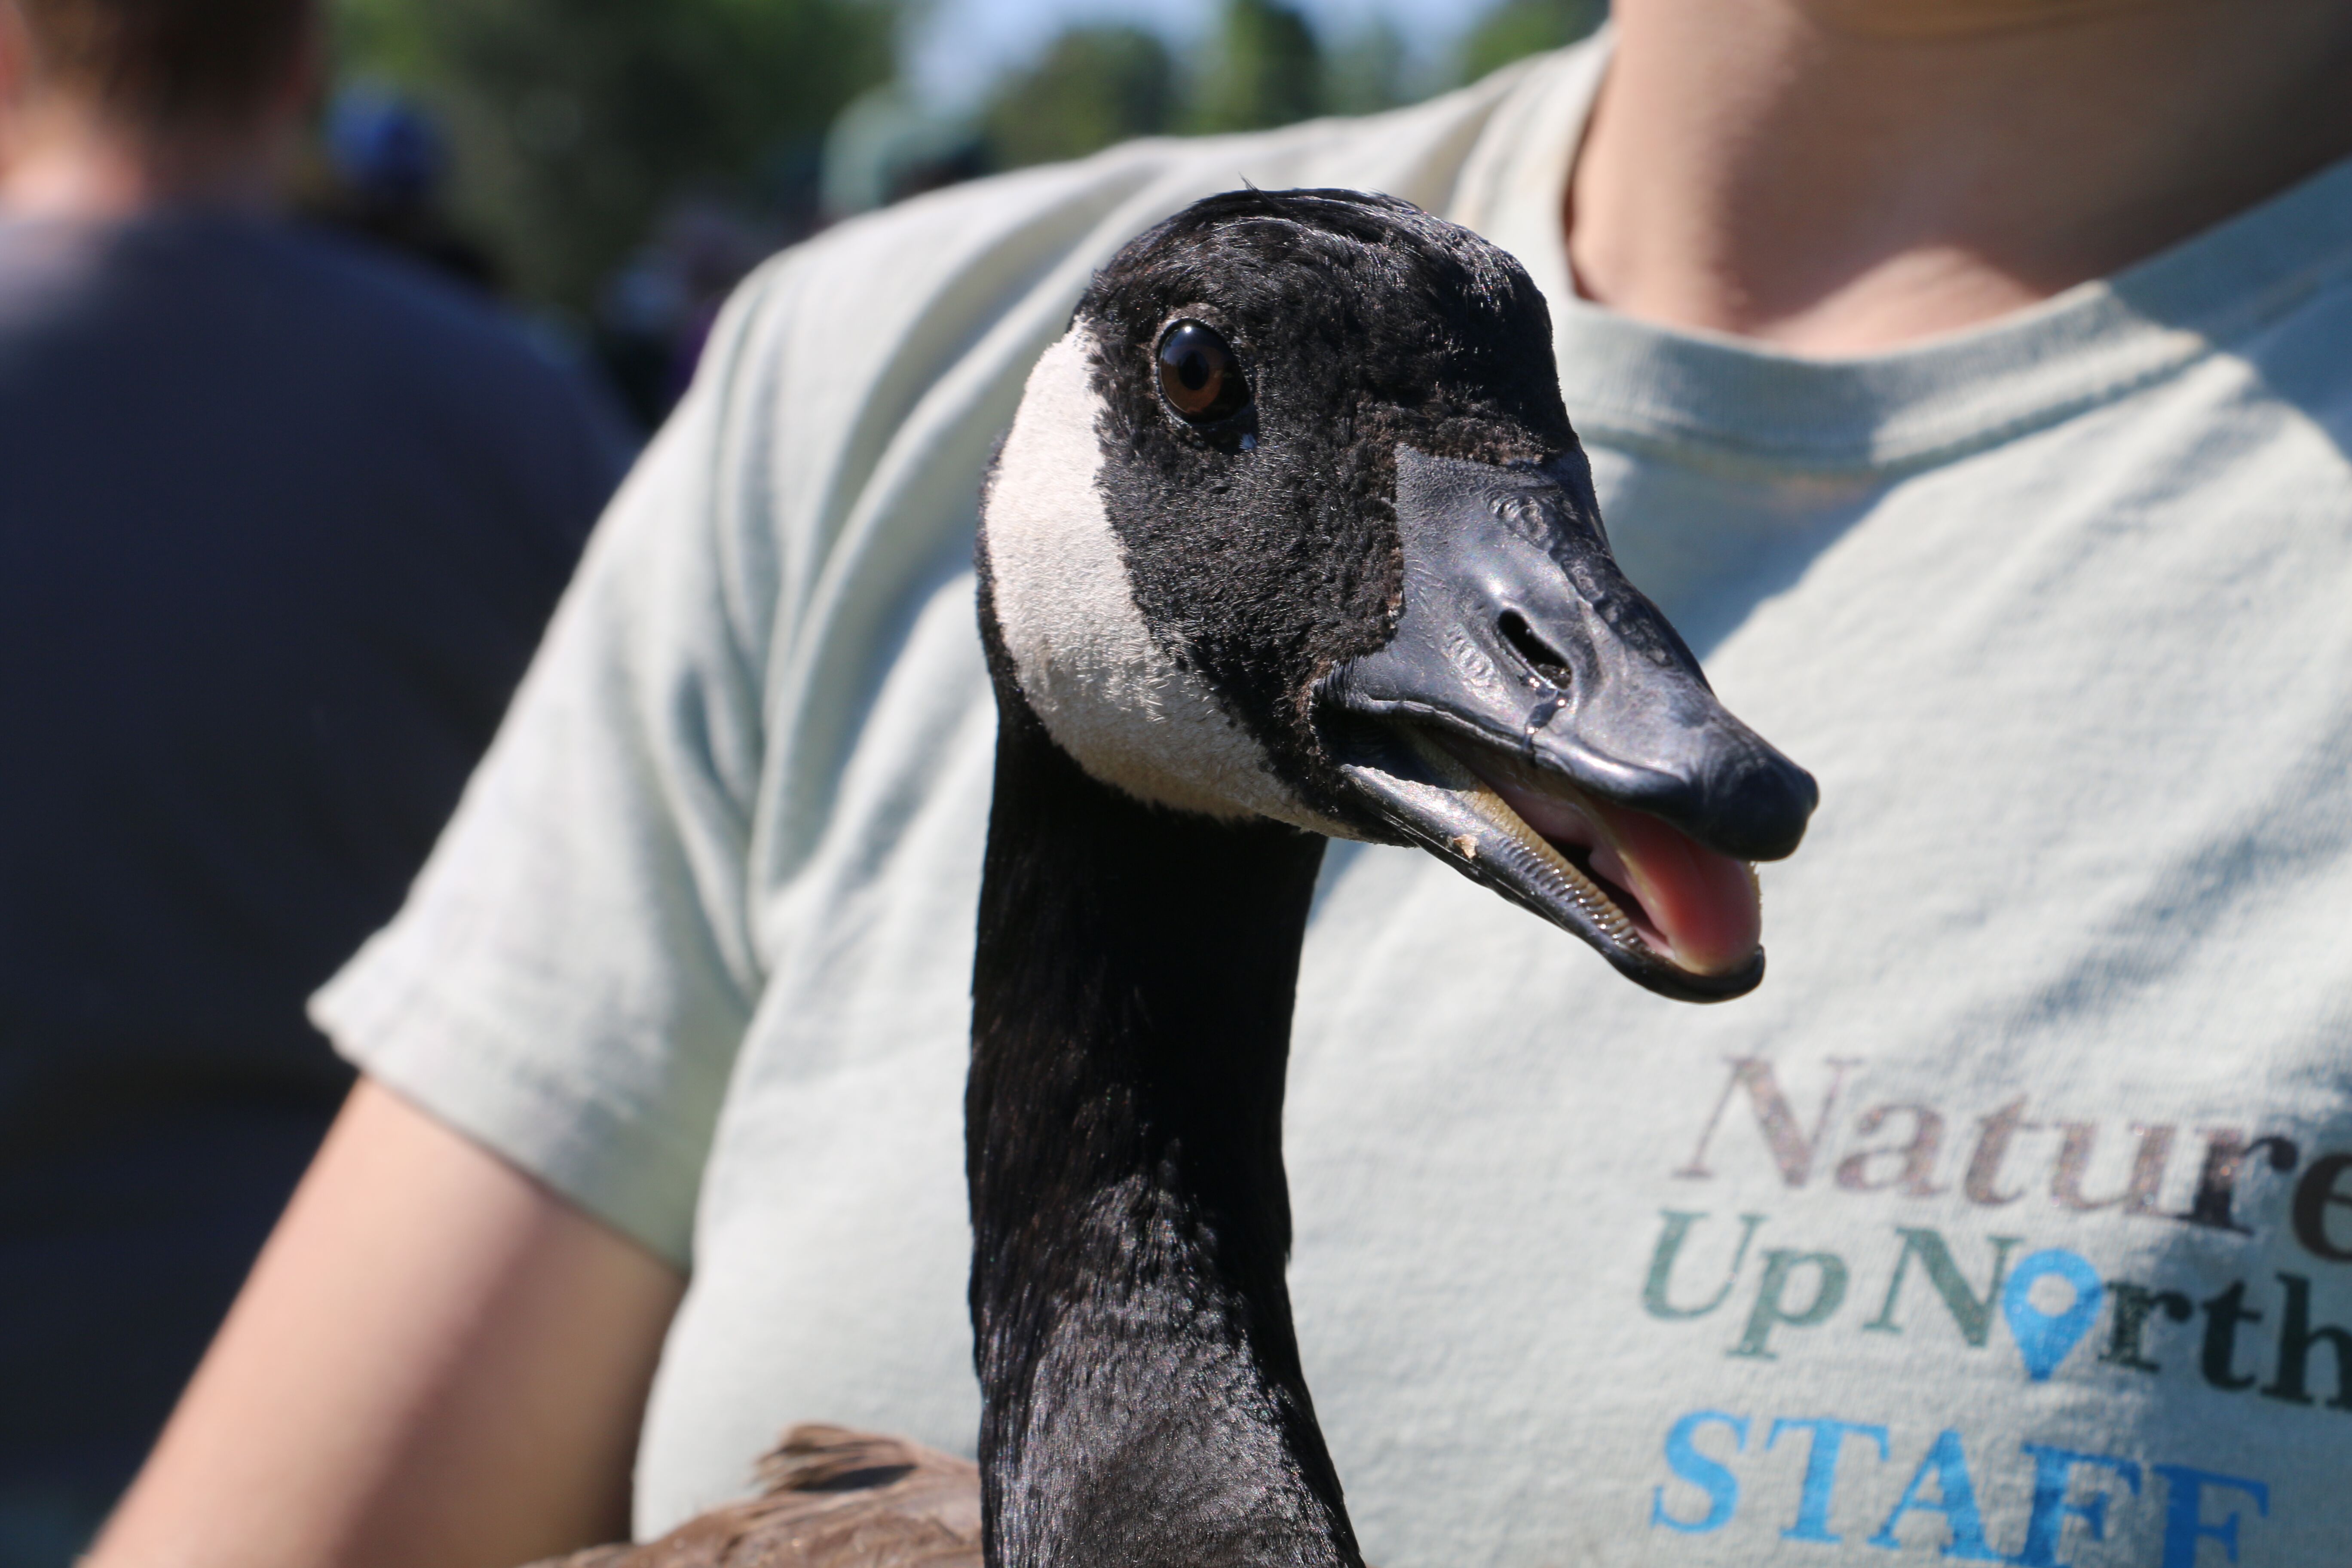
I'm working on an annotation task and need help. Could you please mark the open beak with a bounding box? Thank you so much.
[1316,447,1818,1003]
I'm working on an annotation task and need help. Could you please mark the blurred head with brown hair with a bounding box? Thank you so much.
[15,0,312,131]
[0,0,316,212]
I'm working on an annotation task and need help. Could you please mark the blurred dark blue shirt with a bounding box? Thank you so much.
[0,209,633,1555]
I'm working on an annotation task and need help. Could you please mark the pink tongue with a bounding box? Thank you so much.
[1486,774,1761,975]
[1578,796,1761,975]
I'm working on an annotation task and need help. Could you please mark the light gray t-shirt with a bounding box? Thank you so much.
[316,40,2352,1567]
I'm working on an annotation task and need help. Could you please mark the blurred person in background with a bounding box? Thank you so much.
[595,195,785,429]
[0,0,632,1558]
[87,2,2352,1567]
[303,82,499,294]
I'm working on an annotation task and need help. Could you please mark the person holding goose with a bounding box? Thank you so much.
[94,3,2352,1567]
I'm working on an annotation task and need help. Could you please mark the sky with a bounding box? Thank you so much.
[903,0,1509,109]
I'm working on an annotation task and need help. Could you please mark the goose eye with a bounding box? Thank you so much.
[1155,321,1250,424]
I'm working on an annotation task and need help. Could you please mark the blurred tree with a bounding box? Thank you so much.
[1456,0,1606,84]
[1188,0,1321,134]
[332,0,896,310]
[1321,19,1406,117]
[981,25,1175,170]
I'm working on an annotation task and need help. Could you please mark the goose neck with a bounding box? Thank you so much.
[967,688,1356,1568]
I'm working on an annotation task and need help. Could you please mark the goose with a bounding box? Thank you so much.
[536,187,1816,1568]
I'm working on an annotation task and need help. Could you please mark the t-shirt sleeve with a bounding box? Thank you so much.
[310,267,794,1268]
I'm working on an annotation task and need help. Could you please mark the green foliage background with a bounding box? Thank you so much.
[333,0,895,309]
[1188,0,1323,133]
[979,0,1607,171]
[979,25,1174,172]
[331,0,1604,315]
[1455,0,1607,86]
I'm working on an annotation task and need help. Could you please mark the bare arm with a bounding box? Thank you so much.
[89,1077,686,1568]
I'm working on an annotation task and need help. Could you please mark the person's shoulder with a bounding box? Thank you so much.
[269,222,596,386]
[0,217,109,320]
[253,219,635,469]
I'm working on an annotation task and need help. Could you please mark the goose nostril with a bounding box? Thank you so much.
[1498,611,1574,690]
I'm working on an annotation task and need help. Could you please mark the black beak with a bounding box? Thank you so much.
[1316,447,1819,1002]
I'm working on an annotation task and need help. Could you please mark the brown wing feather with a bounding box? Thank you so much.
[525,1426,981,1568]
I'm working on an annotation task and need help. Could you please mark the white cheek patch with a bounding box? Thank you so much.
[983,326,1342,833]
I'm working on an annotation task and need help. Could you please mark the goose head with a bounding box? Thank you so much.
[978,188,1817,1001]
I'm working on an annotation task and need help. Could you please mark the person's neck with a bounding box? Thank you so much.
[0,98,283,220]
[1568,0,2352,354]
[965,684,1357,1568]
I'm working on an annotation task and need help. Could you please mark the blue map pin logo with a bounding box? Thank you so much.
[2003,1249,2104,1382]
